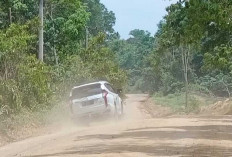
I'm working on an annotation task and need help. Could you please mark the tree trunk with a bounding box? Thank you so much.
[181,45,189,108]
[51,3,58,65]
[4,58,8,80]
[9,8,12,25]
[222,77,231,97]
[85,27,89,49]
[54,46,58,65]
[39,0,44,61]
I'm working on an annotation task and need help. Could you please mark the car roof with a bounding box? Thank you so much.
[72,81,109,89]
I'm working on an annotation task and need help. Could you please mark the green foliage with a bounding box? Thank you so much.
[109,29,154,92]
[204,45,232,72]
[83,0,116,36]
[80,33,127,89]
[0,23,53,115]
[154,93,203,113]
[199,73,232,97]
[17,56,53,110]
[0,0,116,65]
[0,80,22,114]
[0,1,125,119]
[44,0,90,62]
[0,56,53,114]
[52,55,92,95]
[139,0,232,100]
[0,0,38,28]
[0,0,127,141]
[0,24,30,115]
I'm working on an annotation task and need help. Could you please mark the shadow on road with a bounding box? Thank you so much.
[26,144,232,157]
[75,125,232,141]
[27,124,232,157]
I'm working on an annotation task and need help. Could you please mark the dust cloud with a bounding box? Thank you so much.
[1,94,232,157]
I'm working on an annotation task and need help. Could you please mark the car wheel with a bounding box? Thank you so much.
[114,102,119,120]
[118,101,124,120]
[121,101,124,115]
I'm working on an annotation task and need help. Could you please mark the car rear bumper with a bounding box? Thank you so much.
[71,104,114,118]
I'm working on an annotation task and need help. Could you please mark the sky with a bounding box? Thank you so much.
[101,0,178,39]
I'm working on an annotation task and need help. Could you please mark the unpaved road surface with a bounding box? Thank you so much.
[0,94,232,157]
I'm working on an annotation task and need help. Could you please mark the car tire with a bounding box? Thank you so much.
[114,102,119,120]
[118,101,124,120]
[121,101,124,115]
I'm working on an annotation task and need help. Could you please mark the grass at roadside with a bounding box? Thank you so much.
[0,102,71,146]
[153,92,220,113]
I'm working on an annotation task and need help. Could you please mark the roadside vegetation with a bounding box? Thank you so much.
[109,0,232,113]
[153,92,219,114]
[0,0,127,142]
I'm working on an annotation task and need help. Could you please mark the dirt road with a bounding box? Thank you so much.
[0,94,232,157]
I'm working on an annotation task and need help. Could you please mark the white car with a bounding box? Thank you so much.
[69,81,123,120]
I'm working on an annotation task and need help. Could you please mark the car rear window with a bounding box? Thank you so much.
[71,84,102,99]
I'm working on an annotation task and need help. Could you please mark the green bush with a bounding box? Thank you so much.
[199,72,232,97]
[153,92,201,113]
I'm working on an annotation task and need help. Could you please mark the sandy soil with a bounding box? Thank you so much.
[0,94,232,157]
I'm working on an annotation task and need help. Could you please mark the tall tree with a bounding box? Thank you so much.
[39,0,44,61]
[109,29,154,92]
[82,0,116,36]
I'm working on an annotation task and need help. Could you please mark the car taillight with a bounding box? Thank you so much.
[102,90,108,107]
